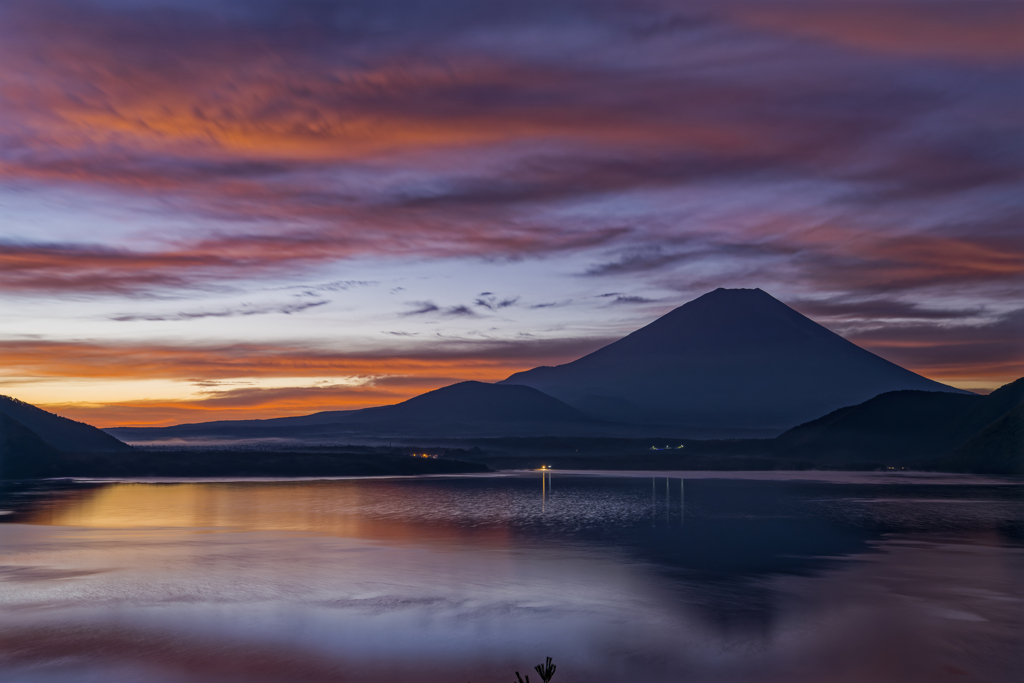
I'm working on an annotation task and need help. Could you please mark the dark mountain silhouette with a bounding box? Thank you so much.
[111,381,608,442]
[0,395,488,479]
[773,391,982,463]
[774,377,1024,474]
[935,378,1024,475]
[351,380,592,426]
[111,289,969,444]
[943,404,1023,475]
[0,395,130,453]
[501,288,966,435]
[0,395,130,478]
[0,411,62,478]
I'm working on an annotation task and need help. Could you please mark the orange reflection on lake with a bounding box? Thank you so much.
[1,474,1021,683]
[26,479,515,548]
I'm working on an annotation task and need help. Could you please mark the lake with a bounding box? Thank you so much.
[0,471,1021,683]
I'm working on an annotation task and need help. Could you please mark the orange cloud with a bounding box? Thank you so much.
[37,383,452,428]
[839,234,1024,291]
[0,13,756,172]
[0,0,1019,425]
[0,337,612,426]
[733,3,1024,62]
[0,338,606,381]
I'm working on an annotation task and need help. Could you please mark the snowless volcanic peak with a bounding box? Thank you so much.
[502,288,967,435]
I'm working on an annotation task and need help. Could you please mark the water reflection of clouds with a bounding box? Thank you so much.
[0,475,1020,683]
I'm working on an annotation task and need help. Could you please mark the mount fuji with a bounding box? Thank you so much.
[501,288,965,435]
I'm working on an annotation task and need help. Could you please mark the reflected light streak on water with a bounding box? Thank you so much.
[0,472,1021,683]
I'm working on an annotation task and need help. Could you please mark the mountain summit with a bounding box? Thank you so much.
[501,288,966,435]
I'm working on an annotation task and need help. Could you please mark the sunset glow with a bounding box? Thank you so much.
[1,0,1021,426]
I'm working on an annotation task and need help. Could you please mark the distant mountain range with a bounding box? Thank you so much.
[502,288,964,432]
[0,394,488,479]
[112,287,967,444]
[3,287,1019,478]
[2,380,1021,479]
[111,381,610,443]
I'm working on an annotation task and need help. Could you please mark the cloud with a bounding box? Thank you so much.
[43,384,427,428]
[0,334,614,426]
[402,301,483,317]
[790,296,986,323]
[585,248,696,276]
[843,308,1024,385]
[793,232,1024,294]
[276,280,377,294]
[0,220,629,295]
[473,295,520,310]
[0,337,613,382]
[0,240,236,295]
[401,301,441,316]
[732,2,1024,63]
[0,1,1016,305]
[0,0,1019,402]
[188,380,256,389]
[43,375,501,427]
[445,305,478,316]
[608,295,657,305]
[110,300,329,322]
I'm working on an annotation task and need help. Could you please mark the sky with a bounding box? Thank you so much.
[0,0,1022,427]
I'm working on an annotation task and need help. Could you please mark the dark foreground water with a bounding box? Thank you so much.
[0,471,1021,683]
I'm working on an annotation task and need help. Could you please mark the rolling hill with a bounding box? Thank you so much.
[773,377,1024,473]
[110,381,609,443]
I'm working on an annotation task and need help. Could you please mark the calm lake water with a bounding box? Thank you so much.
[0,471,1021,683]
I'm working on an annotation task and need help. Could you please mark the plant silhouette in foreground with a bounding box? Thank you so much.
[515,657,556,683]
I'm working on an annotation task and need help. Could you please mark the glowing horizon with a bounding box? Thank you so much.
[1,0,1021,427]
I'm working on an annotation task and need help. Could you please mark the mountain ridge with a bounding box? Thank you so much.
[501,288,966,433]
[0,395,130,453]
[0,396,131,478]
[773,377,1023,473]
[110,381,612,442]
